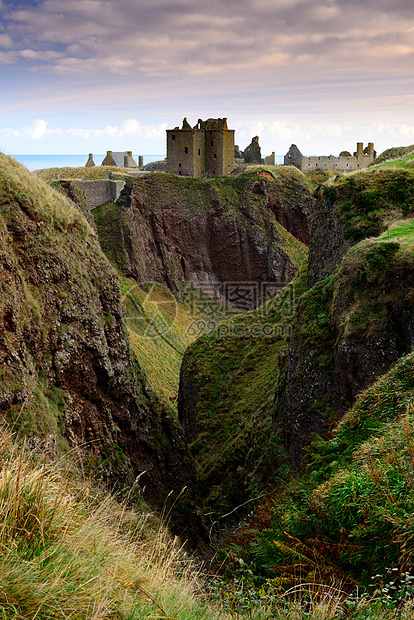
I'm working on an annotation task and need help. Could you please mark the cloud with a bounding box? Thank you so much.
[1,0,413,81]
[0,118,170,142]
[26,119,48,139]
[91,120,168,139]
[19,48,64,61]
[0,50,16,63]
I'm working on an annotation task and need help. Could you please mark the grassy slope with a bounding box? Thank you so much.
[371,144,414,167]
[224,168,414,593]
[120,276,199,404]
[35,165,134,181]
[0,154,104,440]
[241,351,414,592]
[0,426,233,620]
[180,266,308,520]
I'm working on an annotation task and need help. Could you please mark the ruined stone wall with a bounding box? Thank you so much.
[167,129,194,176]
[285,142,376,173]
[75,180,125,210]
[223,129,235,175]
[302,152,375,172]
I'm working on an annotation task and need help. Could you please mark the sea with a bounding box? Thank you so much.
[10,154,165,172]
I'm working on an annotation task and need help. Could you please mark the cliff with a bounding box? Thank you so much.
[277,168,414,466]
[93,167,312,305]
[177,166,414,523]
[0,153,205,549]
[177,268,307,522]
[171,167,312,521]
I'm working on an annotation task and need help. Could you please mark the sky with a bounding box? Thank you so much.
[1,0,414,158]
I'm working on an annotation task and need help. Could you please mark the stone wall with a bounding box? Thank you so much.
[285,142,376,172]
[75,179,125,210]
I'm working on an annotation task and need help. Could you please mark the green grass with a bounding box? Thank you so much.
[0,425,241,620]
[35,165,135,182]
[370,145,414,167]
[181,266,308,519]
[320,168,414,241]
[120,277,201,404]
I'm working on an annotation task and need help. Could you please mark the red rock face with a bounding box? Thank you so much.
[98,172,313,307]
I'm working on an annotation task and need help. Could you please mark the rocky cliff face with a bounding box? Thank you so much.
[277,169,414,466]
[172,167,313,520]
[93,168,313,307]
[0,154,205,550]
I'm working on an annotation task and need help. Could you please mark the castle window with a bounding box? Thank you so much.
[172,135,176,140]
[198,149,201,156]
[211,141,213,146]
[214,154,217,159]
[184,147,188,154]
[179,163,181,168]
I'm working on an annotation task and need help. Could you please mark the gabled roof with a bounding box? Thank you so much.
[101,151,138,168]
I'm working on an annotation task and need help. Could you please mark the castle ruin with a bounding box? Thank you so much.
[166,117,235,178]
[284,142,376,172]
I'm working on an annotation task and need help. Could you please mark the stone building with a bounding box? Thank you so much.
[100,151,138,168]
[166,117,235,177]
[284,142,376,172]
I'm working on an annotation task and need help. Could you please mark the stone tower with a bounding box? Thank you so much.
[166,117,235,178]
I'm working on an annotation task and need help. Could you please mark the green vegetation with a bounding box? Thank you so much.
[35,164,134,182]
[181,266,308,520]
[371,145,414,167]
[120,277,199,404]
[0,153,108,438]
[228,352,414,597]
[305,168,338,186]
[321,168,414,241]
[0,424,233,620]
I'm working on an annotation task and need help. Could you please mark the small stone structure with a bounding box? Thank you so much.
[166,117,235,177]
[101,151,138,167]
[85,153,95,167]
[74,179,125,210]
[84,151,138,168]
[284,142,376,172]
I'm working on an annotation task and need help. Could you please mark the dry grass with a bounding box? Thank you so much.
[34,165,138,183]
[0,423,230,620]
